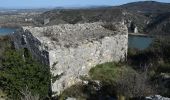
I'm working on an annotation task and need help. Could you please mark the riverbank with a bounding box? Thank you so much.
[0,24,20,29]
[129,32,170,38]
[128,32,152,37]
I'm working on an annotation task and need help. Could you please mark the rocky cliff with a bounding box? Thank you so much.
[12,22,128,96]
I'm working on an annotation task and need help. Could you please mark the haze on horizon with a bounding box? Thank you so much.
[0,0,170,9]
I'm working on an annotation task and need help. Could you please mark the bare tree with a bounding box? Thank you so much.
[115,66,155,100]
[20,86,39,100]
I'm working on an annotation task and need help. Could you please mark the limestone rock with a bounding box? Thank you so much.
[146,95,170,100]
[66,97,77,100]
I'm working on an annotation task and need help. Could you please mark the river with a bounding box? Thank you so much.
[0,28,16,35]
[128,35,153,50]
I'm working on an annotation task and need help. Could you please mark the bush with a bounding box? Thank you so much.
[0,49,50,99]
[89,62,154,99]
[89,62,121,83]
[156,63,170,74]
[150,37,170,63]
[128,37,170,98]
[59,83,87,100]
[0,36,11,57]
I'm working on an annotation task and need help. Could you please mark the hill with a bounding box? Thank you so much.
[145,12,170,34]
[120,1,170,13]
[35,7,125,25]
[1,1,169,35]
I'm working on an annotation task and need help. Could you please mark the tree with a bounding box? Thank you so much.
[0,49,50,99]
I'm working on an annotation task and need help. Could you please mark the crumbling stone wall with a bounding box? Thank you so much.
[12,22,128,96]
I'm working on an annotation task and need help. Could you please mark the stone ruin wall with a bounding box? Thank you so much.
[12,22,128,95]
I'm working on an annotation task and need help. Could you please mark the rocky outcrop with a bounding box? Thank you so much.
[12,22,128,96]
[146,95,170,100]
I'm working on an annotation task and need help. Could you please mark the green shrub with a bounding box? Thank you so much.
[0,49,50,99]
[89,62,133,83]
[156,63,170,74]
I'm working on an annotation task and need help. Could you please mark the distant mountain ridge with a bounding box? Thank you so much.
[120,1,170,13]
[36,1,166,33]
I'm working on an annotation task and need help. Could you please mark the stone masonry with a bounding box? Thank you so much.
[12,22,128,96]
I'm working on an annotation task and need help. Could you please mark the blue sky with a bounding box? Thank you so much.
[0,0,170,8]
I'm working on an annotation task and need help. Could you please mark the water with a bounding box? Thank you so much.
[0,28,16,35]
[128,35,153,50]
[0,28,153,50]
